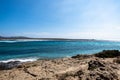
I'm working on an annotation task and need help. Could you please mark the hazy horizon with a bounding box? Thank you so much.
[1,0,120,41]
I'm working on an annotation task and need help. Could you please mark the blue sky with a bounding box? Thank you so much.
[0,0,120,40]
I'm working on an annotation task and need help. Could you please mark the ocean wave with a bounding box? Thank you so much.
[0,58,38,63]
[0,41,18,43]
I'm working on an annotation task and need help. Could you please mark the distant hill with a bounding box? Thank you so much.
[0,36,3,38]
[0,36,5,39]
[0,36,30,40]
[0,35,95,41]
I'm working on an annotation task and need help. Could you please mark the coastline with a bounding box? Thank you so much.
[0,58,38,63]
[0,50,120,80]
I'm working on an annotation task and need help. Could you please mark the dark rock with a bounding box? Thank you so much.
[71,54,91,59]
[94,50,120,58]
[0,61,21,70]
[88,60,105,70]
[113,57,120,64]
[39,78,51,80]
[75,70,84,76]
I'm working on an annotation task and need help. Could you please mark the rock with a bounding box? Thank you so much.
[113,57,120,64]
[0,50,120,80]
[87,71,119,80]
[64,76,77,80]
[88,60,105,70]
[87,60,119,80]
[71,54,92,59]
[39,78,51,80]
[0,61,21,70]
[94,50,120,58]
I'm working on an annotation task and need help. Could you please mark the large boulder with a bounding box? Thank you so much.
[0,61,21,70]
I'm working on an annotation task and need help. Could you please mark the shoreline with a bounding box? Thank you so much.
[0,58,38,63]
[0,50,120,80]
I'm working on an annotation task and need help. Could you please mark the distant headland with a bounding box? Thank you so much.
[0,35,95,41]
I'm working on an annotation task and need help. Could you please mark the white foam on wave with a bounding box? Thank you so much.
[0,58,38,63]
[66,56,71,58]
[0,41,18,43]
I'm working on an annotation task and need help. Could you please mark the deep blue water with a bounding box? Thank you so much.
[0,40,120,61]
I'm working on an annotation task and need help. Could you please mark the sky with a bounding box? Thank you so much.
[0,0,120,40]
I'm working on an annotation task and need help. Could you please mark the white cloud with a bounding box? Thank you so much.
[23,32,52,38]
[22,0,120,40]
[53,0,120,40]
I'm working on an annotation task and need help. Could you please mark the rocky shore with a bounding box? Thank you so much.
[0,50,120,80]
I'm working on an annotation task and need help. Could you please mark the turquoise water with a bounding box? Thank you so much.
[0,40,120,61]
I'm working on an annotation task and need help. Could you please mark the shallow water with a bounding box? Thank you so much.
[0,40,120,61]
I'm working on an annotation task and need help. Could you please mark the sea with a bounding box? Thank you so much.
[0,40,120,62]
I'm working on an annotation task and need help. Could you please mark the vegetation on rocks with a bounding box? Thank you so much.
[94,50,120,58]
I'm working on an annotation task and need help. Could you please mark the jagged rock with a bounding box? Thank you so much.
[71,54,92,59]
[94,50,120,58]
[88,60,105,70]
[113,57,120,64]
[0,50,120,80]
[0,61,21,70]
[87,70,119,80]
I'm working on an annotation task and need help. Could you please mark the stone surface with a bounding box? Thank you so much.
[94,50,120,58]
[0,50,120,80]
[0,61,21,70]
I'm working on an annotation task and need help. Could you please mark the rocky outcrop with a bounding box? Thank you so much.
[88,60,105,70]
[87,60,119,80]
[0,50,120,80]
[0,61,21,70]
[56,59,120,80]
[94,50,120,58]
[114,57,120,64]
[71,54,92,59]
